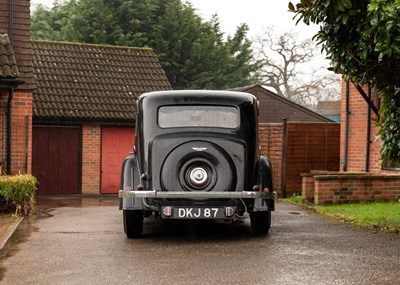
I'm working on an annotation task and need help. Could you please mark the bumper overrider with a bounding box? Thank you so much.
[119,190,276,217]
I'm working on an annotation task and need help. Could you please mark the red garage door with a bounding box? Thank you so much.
[101,127,135,194]
[32,126,81,195]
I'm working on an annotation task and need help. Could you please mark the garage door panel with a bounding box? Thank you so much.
[32,126,81,195]
[101,127,134,194]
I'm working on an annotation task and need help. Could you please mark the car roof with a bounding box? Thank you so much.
[138,90,256,106]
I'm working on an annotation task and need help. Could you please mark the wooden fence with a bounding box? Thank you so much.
[259,121,340,197]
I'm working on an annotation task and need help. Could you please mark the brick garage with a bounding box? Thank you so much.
[31,41,171,195]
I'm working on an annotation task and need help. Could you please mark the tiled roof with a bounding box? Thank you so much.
[232,84,333,123]
[0,34,19,79]
[0,1,35,90]
[32,41,172,123]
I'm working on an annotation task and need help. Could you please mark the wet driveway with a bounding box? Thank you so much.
[0,197,399,284]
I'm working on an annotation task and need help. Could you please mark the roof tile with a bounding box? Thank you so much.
[32,41,172,122]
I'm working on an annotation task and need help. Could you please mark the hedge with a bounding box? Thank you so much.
[0,174,37,215]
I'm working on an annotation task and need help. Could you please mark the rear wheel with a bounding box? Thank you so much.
[250,211,271,235]
[123,210,144,238]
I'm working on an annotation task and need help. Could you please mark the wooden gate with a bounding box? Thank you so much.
[32,126,81,195]
[101,127,135,194]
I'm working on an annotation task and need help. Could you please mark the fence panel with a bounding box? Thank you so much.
[259,122,340,197]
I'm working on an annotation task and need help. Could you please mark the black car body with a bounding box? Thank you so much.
[119,90,275,237]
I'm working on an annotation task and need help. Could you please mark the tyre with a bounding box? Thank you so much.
[160,141,236,193]
[250,211,271,235]
[123,210,144,238]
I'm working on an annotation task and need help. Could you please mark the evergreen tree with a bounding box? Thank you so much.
[31,0,260,89]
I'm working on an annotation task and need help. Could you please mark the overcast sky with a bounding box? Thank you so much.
[31,0,318,39]
[29,0,336,100]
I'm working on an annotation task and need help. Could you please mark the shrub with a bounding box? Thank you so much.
[0,174,37,215]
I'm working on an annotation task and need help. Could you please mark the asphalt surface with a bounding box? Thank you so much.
[0,197,399,285]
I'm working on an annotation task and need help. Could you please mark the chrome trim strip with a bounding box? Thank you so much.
[119,190,276,199]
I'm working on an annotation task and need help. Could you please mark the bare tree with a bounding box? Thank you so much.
[253,28,341,107]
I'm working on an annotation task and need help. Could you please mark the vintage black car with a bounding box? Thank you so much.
[119,90,275,237]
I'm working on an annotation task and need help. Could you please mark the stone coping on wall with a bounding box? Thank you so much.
[301,171,400,180]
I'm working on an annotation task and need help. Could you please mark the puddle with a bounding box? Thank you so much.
[0,216,39,280]
[0,196,119,281]
[36,195,119,209]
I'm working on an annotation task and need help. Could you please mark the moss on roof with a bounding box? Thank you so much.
[0,34,19,79]
[32,40,171,123]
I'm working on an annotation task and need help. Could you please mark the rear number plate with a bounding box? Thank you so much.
[173,207,224,219]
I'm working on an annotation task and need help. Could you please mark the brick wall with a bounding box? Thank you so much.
[0,90,32,174]
[82,125,101,194]
[340,81,394,173]
[304,173,400,205]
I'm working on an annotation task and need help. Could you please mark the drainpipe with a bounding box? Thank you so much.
[6,0,14,174]
[9,0,14,43]
[0,88,4,173]
[365,84,371,172]
[7,88,13,174]
[343,79,350,171]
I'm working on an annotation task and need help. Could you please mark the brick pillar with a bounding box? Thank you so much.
[82,125,101,194]
[314,179,337,205]
[301,175,315,203]
[0,90,33,174]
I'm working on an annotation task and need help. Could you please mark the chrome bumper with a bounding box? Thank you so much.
[119,190,276,200]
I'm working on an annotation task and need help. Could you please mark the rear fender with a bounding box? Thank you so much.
[253,155,275,211]
[119,154,143,210]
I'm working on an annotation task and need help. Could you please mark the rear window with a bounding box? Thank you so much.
[158,105,239,129]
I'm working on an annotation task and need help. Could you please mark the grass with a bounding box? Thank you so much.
[281,194,303,205]
[280,195,400,235]
[315,202,400,234]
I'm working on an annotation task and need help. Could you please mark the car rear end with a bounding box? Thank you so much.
[119,91,275,237]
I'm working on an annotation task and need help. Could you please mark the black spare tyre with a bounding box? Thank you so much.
[160,141,236,192]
